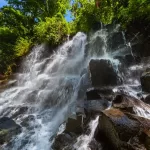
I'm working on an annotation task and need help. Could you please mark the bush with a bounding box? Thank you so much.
[15,37,32,57]
[34,14,69,45]
[0,27,17,73]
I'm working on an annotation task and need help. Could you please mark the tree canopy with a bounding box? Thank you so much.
[0,0,150,76]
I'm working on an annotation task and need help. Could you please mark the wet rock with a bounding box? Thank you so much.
[0,74,5,80]
[52,133,76,150]
[87,35,106,56]
[141,69,150,92]
[113,94,150,114]
[85,100,111,113]
[20,115,35,128]
[77,68,91,101]
[89,139,102,150]
[86,87,113,101]
[0,117,21,144]
[132,42,150,57]
[65,115,83,135]
[86,88,101,100]
[89,59,121,87]
[144,95,150,105]
[95,108,150,150]
[107,32,125,51]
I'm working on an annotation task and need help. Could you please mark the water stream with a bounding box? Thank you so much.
[0,26,149,149]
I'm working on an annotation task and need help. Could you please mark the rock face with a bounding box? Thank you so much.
[86,87,113,101]
[85,88,113,113]
[52,133,76,150]
[95,108,150,150]
[141,70,150,92]
[113,94,150,115]
[0,117,21,144]
[107,32,125,51]
[65,115,83,135]
[89,59,121,87]
[144,95,150,104]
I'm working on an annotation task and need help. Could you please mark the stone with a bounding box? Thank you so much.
[77,68,91,101]
[132,42,150,57]
[52,133,76,150]
[65,115,83,135]
[95,108,150,150]
[0,117,21,145]
[86,87,113,101]
[141,70,150,92]
[144,95,150,105]
[113,94,150,114]
[0,74,5,80]
[107,32,125,51]
[89,59,121,87]
[86,36,105,57]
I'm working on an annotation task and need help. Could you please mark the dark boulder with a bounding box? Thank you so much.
[95,108,150,150]
[107,32,125,51]
[77,68,91,101]
[52,132,76,150]
[86,87,113,101]
[141,69,150,92]
[89,59,121,87]
[85,100,111,113]
[0,74,5,80]
[65,115,83,135]
[144,95,150,105]
[86,35,105,57]
[113,94,150,115]
[132,42,150,57]
[0,117,21,145]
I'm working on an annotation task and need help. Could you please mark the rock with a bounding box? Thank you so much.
[144,95,150,104]
[89,139,102,150]
[86,88,101,100]
[86,35,106,57]
[85,100,111,113]
[141,69,150,92]
[52,133,76,150]
[77,68,91,101]
[0,74,5,80]
[89,59,121,87]
[0,117,21,144]
[86,87,113,101]
[65,115,83,135]
[113,94,150,114]
[107,32,125,51]
[132,42,150,57]
[95,108,150,150]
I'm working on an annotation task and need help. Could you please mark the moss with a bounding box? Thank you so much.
[0,129,9,144]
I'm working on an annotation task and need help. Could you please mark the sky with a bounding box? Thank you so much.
[0,0,7,8]
[0,0,73,22]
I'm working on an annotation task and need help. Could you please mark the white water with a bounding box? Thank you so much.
[0,26,149,150]
[1,32,88,150]
[73,116,100,150]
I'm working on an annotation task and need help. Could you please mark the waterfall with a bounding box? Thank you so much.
[73,116,100,150]
[0,26,148,150]
[1,32,87,150]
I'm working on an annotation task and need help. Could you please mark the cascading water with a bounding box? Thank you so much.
[0,32,88,150]
[73,116,100,150]
[0,26,149,150]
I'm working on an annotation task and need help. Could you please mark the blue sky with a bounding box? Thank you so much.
[0,0,7,8]
[0,0,73,22]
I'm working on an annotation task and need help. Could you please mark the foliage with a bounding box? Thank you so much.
[0,0,71,75]
[71,0,150,32]
[0,0,150,76]
[15,37,32,57]
[34,14,69,45]
[0,27,17,73]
